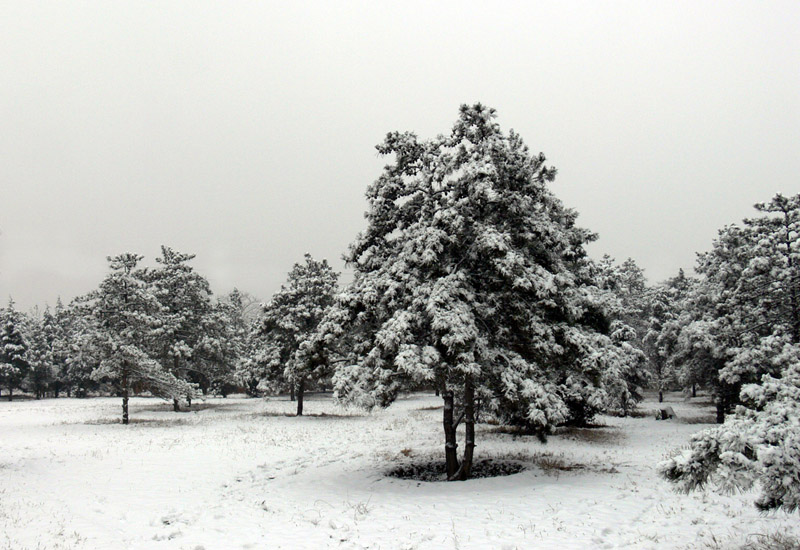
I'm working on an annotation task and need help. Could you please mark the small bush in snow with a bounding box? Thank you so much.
[660,346,800,512]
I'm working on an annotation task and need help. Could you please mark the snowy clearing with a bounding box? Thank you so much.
[1,392,797,550]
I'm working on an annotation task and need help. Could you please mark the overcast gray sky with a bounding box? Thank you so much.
[2,1,799,310]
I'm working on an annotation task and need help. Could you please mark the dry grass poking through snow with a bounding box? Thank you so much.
[698,531,800,550]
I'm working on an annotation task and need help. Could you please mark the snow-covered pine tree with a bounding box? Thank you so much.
[235,327,272,397]
[49,298,73,397]
[328,104,636,480]
[24,306,56,399]
[0,299,30,401]
[146,246,216,409]
[643,269,694,402]
[665,196,800,422]
[209,289,249,396]
[660,194,800,511]
[592,256,650,414]
[83,253,196,424]
[64,301,102,397]
[660,345,800,512]
[255,254,338,415]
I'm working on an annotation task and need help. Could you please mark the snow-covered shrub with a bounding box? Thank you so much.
[660,344,800,512]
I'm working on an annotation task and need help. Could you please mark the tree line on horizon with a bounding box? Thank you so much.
[1,105,797,510]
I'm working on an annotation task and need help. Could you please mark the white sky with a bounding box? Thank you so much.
[2,1,799,310]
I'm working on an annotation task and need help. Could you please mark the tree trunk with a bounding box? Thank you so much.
[658,390,663,403]
[122,367,129,425]
[296,378,305,416]
[692,383,696,398]
[290,384,295,402]
[459,376,476,480]
[442,390,459,479]
[173,398,181,412]
[8,388,12,402]
[715,398,725,424]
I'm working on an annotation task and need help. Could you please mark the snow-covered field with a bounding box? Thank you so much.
[1,392,797,550]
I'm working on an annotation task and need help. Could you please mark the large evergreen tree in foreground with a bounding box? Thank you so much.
[326,104,639,480]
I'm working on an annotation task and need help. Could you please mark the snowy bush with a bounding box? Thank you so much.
[660,344,800,512]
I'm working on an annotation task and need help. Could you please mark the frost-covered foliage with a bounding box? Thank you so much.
[247,254,338,413]
[660,194,800,421]
[63,301,102,397]
[80,253,196,423]
[210,289,250,396]
[660,344,800,512]
[324,104,640,478]
[6,252,248,403]
[145,246,231,402]
[0,300,30,399]
[643,269,694,399]
[592,256,651,414]
[24,306,57,399]
[661,195,800,511]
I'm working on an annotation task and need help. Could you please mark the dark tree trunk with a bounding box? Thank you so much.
[434,386,440,397]
[459,376,476,480]
[692,383,696,398]
[715,399,725,424]
[173,398,181,412]
[658,390,663,403]
[7,388,12,402]
[442,390,459,479]
[290,384,295,402]
[296,378,305,416]
[122,367,129,425]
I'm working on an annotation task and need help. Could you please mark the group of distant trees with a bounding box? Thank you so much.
[3,104,798,510]
[0,248,251,422]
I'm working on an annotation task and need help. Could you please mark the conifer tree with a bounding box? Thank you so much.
[64,302,102,397]
[256,254,338,415]
[0,299,30,401]
[49,298,72,397]
[325,104,637,479]
[592,256,650,414]
[643,269,694,402]
[661,194,800,511]
[212,289,249,396]
[25,306,56,399]
[146,246,216,408]
[84,253,195,424]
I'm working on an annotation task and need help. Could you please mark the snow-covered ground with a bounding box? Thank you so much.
[1,392,797,550]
